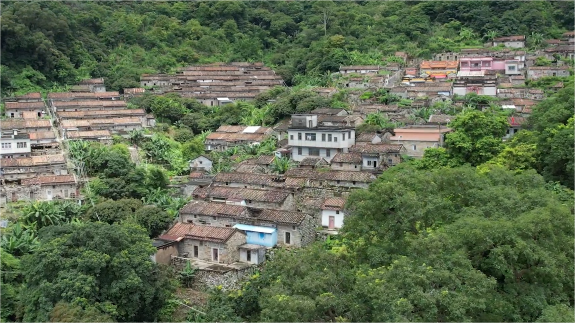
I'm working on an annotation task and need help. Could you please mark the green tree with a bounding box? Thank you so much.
[21,222,176,322]
[132,205,172,238]
[49,301,115,322]
[270,157,294,174]
[444,110,508,166]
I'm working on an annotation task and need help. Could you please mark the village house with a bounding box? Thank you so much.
[355,132,383,145]
[65,130,113,143]
[212,172,288,190]
[123,88,146,97]
[330,152,362,171]
[297,157,329,169]
[492,35,526,48]
[389,125,451,158]
[60,117,144,136]
[0,154,67,182]
[433,52,461,61]
[509,75,526,86]
[151,238,180,265]
[189,156,213,172]
[526,66,571,80]
[179,200,316,248]
[349,143,405,172]
[504,116,527,141]
[28,131,58,149]
[4,101,46,119]
[310,108,349,116]
[419,61,459,78]
[284,168,375,189]
[47,91,121,102]
[255,155,275,168]
[321,197,347,231]
[406,84,452,99]
[3,92,42,103]
[453,71,497,96]
[56,108,146,120]
[50,100,127,113]
[287,114,356,162]
[1,131,31,159]
[542,45,575,61]
[78,78,106,93]
[192,186,295,210]
[428,115,455,125]
[161,223,246,264]
[312,87,338,98]
[20,175,78,201]
[205,125,272,152]
[339,65,382,74]
[1,119,53,133]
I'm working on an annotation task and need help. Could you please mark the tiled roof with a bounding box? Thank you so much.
[187,225,241,243]
[213,172,278,186]
[4,102,46,110]
[428,115,455,124]
[331,152,362,164]
[356,132,379,142]
[234,164,266,173]
[57,109,146,119]
[494,35,525,41]
[322,197,346,211]
[28,131,56,140]
[165,222,194,238]
[1,119,51,129]
[302,197,324,209]
[255,155,275,165]
[310,108,348,115]
[299,157,328,167]
[193,186,290,203]
[79,78,105,85]
[1,154,65,167]
[285,169,375,183]
[180,200,245,217]
[21,175,75,186]
[247,208,307,224]
[66,130,112,139]
[349,144,404,154]
[512,98,536,107]
[52,100,127,108]
[47,92,120,99]
[420,61,459,70]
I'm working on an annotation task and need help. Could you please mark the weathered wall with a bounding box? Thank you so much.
[156,244,179,265]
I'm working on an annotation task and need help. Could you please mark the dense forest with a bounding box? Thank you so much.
[1,1,574,322]
[1,1,574,93]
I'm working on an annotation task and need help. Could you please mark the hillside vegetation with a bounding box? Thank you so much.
[2,1,574,93]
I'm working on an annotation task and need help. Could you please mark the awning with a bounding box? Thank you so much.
[234,224,276,234]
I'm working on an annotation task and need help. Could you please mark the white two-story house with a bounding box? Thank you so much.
[1,130,31,159]
[287,114,355,162]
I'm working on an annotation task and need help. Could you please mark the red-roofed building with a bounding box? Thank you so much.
[321,197,347,230]
[161,223,246,264]
[504,116,526,141]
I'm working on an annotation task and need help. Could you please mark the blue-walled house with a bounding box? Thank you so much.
[234,224,277,247]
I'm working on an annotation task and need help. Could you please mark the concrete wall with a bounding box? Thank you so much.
[291,146,340,162]
[239,248,266,265]
[331,162,361,171]
[321,209,345,229]
[395,140,439,158]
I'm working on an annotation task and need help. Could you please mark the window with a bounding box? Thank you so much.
[199,161,203,164]
[193,246,199,258]
[290,135,293,140]
[212,216,216,220]
[508,66,516,71]
[292,226,296,230]
[322,133,326,141]
[212,248,219,262]
[1,143,11,149]
[412,145,417,151]
[388,159,393,164]
[309,148,320,156]
[259,232,265,239]
[343,133,346,141]
[337,180,341,184]
[352,181,356,185]
[305,133,316,141]
[298,133,302,140]
[328,134,332,142]
[334,136,338,142]
[225,182,229,185]
[246,250,251,262]
[285,232,291,244]
[336,211,340,214]
[367,160,372,166]
[298,147,302,155]
[10,113,14,118]
[326,149,331,157]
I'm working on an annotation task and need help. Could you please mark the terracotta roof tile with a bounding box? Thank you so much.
[322,197,346,210]
[165,222,195,238]
[1,119,52,130]
[28,131,56,140]
[356,132,380,142]
[349,144,405,154]
[255,155,275,165]
[21,175,75,186]
[181,200,245,217]
[247,208,307,224]
[213,172,280,186]
[310,108,348,115]
[187,225,241,243]
[4,102,45,110]
[192,186,289,203]
[66,130,112,139]
[331,152,362,164]
[299,157,328,167]
[1,154,65,167]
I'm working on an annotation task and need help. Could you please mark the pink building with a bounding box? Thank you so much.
[460,57,505,71]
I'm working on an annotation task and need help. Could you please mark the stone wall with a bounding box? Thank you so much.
[170,256,262,292]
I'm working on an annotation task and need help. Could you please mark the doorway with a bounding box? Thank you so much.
[285,232,291,245]
[212,248,219,262]
[246,250,252,263]
[329,216,335,229]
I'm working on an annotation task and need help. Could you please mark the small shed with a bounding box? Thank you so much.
[233,224,277,248]
[189,155,213,172]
